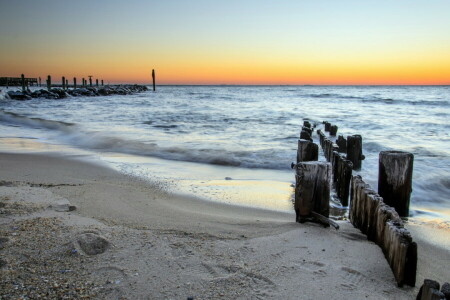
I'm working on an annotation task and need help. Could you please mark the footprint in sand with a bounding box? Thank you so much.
[340,266,369,289]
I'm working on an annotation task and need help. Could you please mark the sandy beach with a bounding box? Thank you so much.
[0,152,448,299]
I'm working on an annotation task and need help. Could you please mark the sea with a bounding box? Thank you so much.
[1,85,449,229]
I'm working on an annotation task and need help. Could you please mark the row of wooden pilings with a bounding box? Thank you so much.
[293,120,418,287]
[18,74,105,92]
[18,70,157,92]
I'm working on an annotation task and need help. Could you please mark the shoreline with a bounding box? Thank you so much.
[1,152,448,299]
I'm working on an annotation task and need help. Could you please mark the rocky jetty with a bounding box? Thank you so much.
[5,85,149,100]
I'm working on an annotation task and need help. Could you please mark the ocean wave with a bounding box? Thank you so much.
[304,93,450,106]
[0,110,75,132]
[0,109,292,170]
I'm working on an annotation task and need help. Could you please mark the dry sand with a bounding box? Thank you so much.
[0,153,448,299]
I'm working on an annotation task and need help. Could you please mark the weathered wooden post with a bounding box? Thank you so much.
[294,162,333,226]
[347,135,364,170]
[82,78,85,87]
[334,155,353,206]
[89,76,92,87]
[330,125,338,136]
[324,121,331,132]
[417,279,445,300]
[297,139,318,163]
[62,76,65,90]
[39,77,41,87]
[303,120,311,129]
[152,69,156,91]
[47,75,51,91]
[21,74,25,92]
[378,151,414,217]
[73,77,77,89]
[96,79,99,87]
[336,135,347,153]
[101,79,104,86]
[66,79,68,89]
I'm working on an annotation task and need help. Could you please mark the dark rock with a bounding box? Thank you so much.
[7,91,32,100]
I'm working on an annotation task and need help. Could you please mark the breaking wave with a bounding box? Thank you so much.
[0,110,291,169]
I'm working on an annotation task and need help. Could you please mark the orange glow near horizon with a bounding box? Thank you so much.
[1,1,449,85]
[2,56,449,86]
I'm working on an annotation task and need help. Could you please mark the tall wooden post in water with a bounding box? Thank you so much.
[39,77,41,87]
[152,69,156,91]
[47,75,51,91]
[88,76,92,87]
[21,74,25,92]
[62,76,65,90]
[73,77,77,89]
[96,79,98,87]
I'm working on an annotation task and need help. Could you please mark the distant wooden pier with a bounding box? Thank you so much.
[0,77,38,86]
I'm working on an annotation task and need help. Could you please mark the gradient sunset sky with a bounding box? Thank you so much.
[1,0,449,85]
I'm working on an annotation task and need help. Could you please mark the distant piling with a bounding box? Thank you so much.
[39,77,41,87]
[21,74,25,92]
[101,79,104,86]
[152,69,156,91]
[89,76,92,87]
[96,79,99,87]
[47,75,51,91]
[73,77,77,89]
[62,76,65,90]
[82,78,85,87]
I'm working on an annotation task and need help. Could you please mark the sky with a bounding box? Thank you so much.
[1,0,449,85]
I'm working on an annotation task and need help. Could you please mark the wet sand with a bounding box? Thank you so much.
[0,153,448,299]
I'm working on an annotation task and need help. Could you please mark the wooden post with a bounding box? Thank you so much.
[300,130,313,142]
[302,126,312,135]
[47,75,51,91]
[96,79,99,86]
[66,79,68,89]
[101,79,104,86]
[73,77,77,89]
[417,279,445,300]
[62,76,65,90]
[334,154,353,206]
[329,125,338,136]
[378,151,414,217]
[82,78,85,87]
[294,162,331,223]
[39,77,41,87]
[152,69,156,91]
[336,135,347,153]
[347,135,364,170]
[324,121,331,132]
[297,139,318,163]
[21,74,25,92]
[89,76,92,87]
[303,120,311,129]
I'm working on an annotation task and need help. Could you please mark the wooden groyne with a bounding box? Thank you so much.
[2,71,157,100]
[350,175,417,287]
[293,119,417,287]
